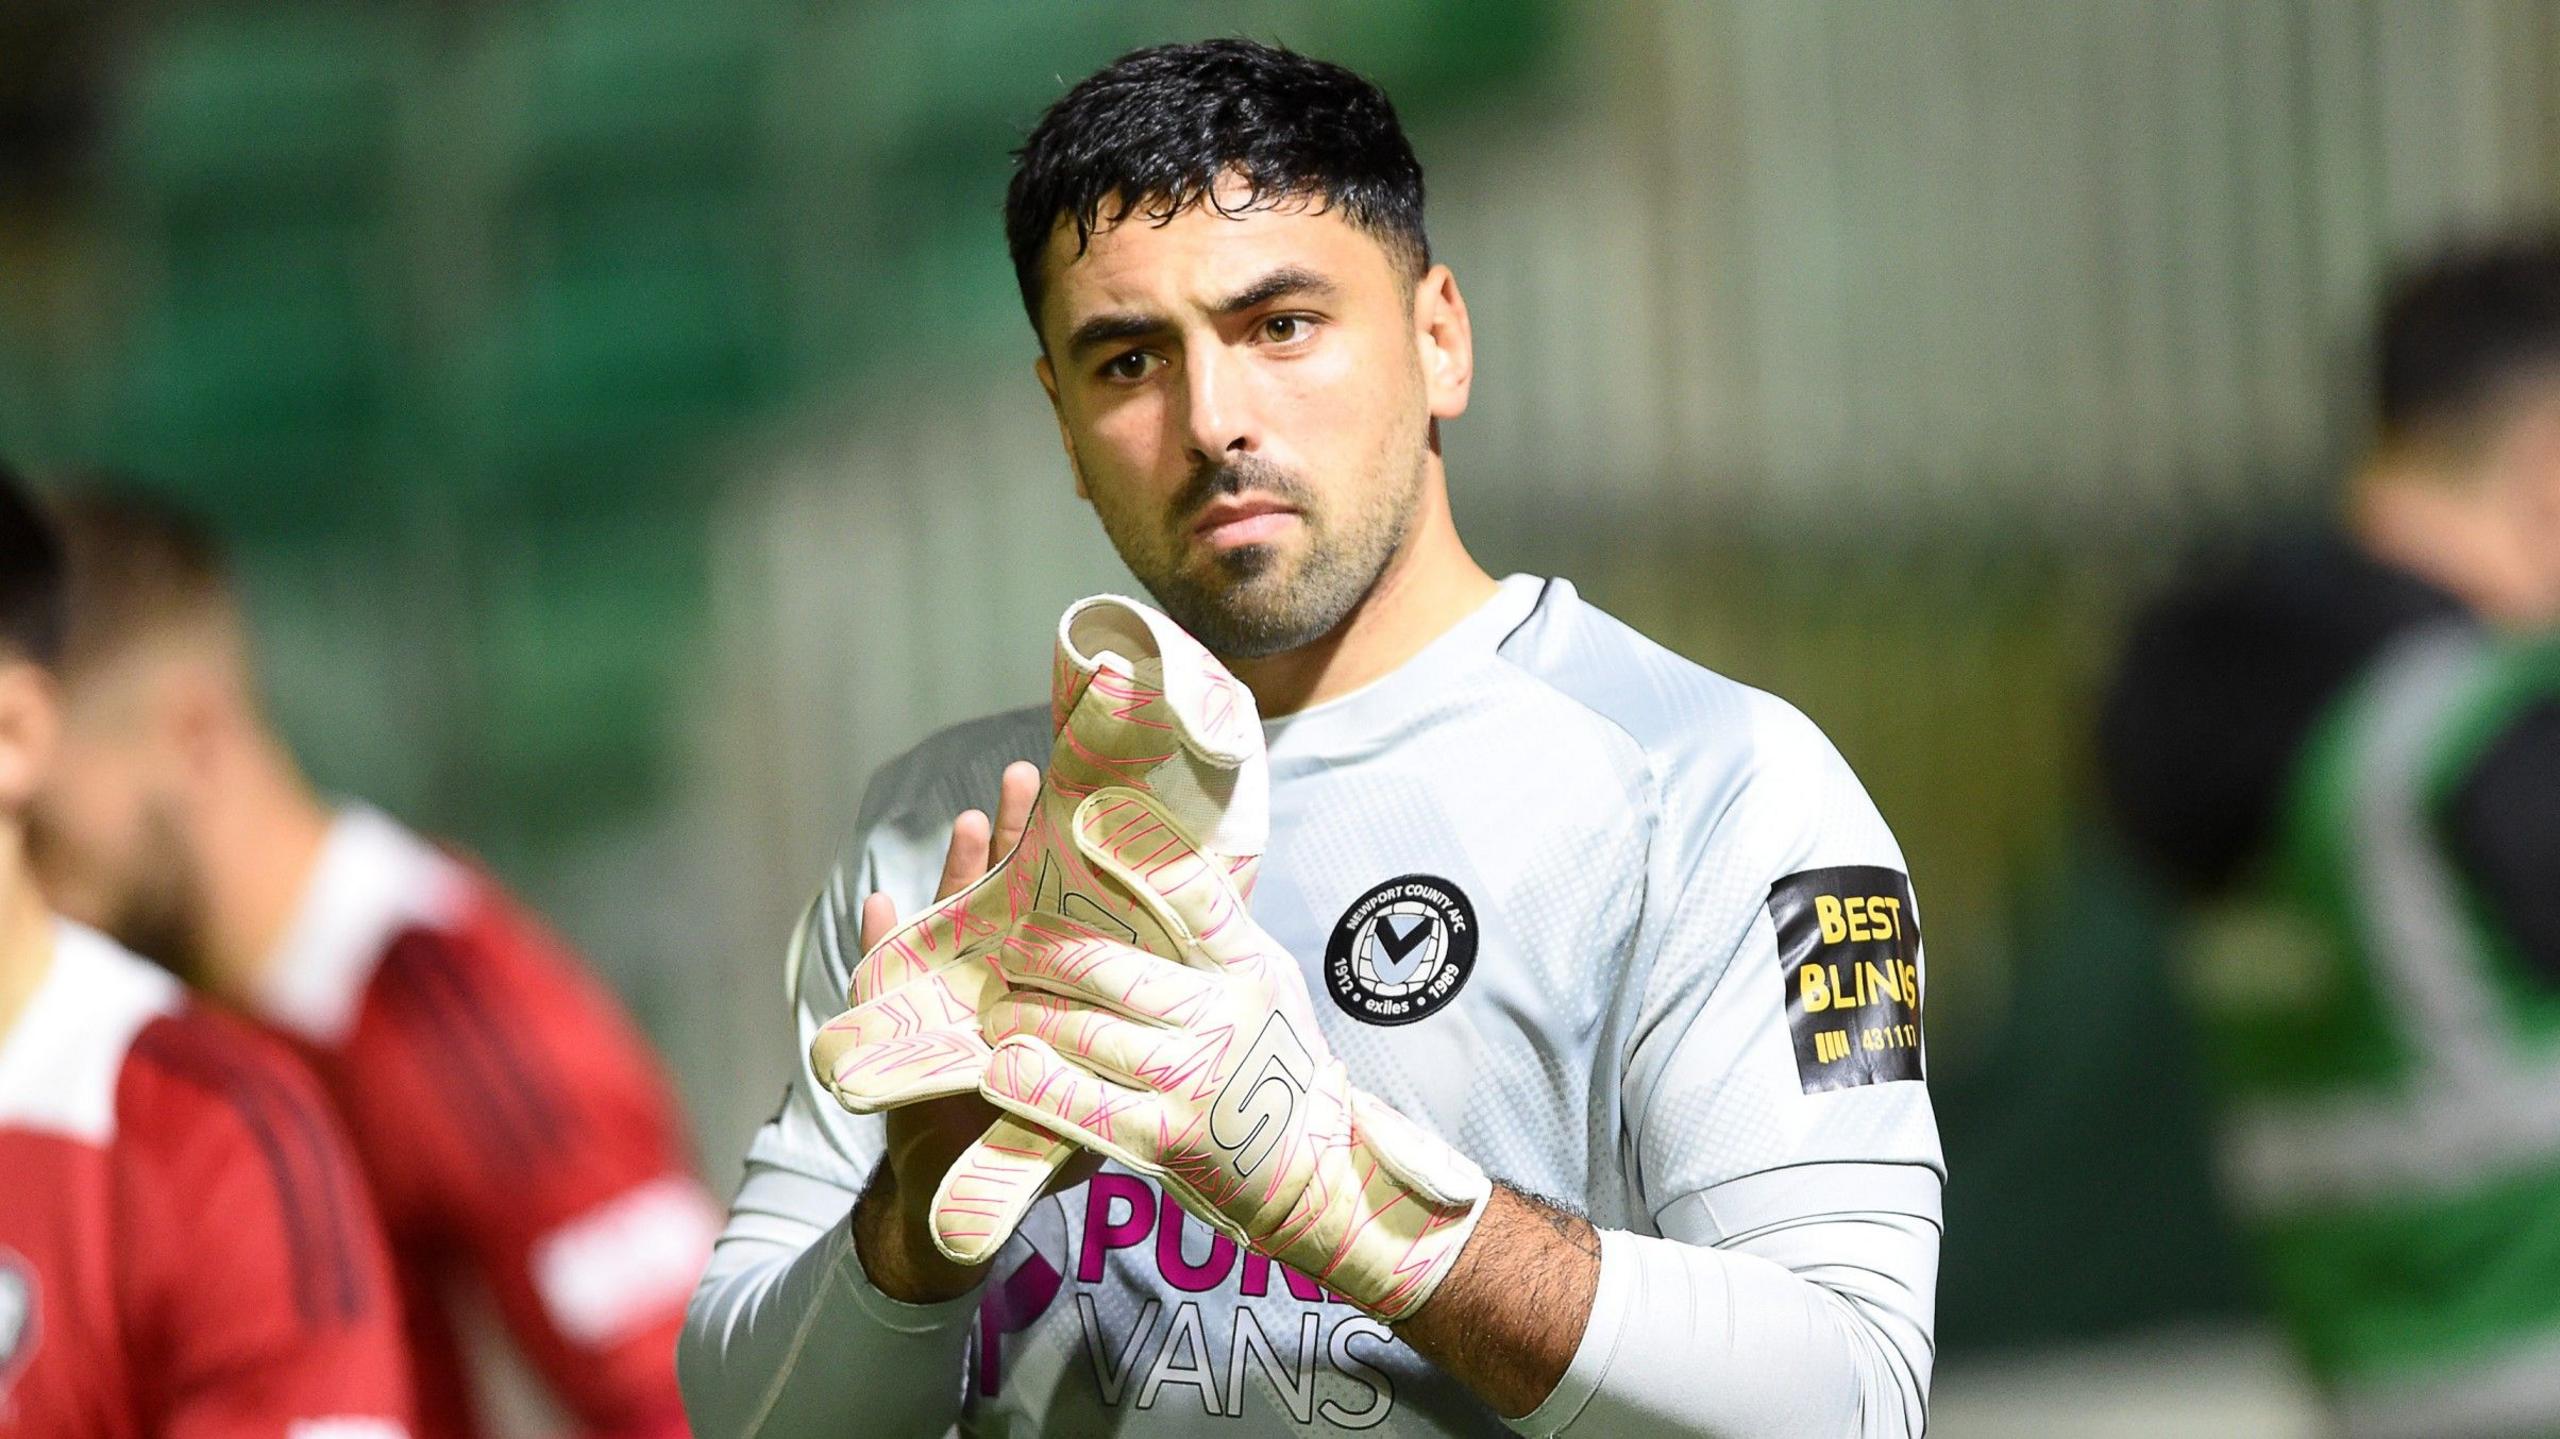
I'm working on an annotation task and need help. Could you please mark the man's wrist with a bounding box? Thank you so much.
[850,1160,988,1306]
[1393,1184,1602,1419]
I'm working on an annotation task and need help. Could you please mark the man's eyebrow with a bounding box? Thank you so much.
[1065,310,1166,358]
[1063,266,1342,359]
[1211,265,1339,315]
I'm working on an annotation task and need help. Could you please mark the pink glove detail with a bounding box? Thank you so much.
[964,788,1489,1321]
[807,596,1268,1264]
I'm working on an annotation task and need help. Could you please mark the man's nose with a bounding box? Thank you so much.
[1180,345,1256,461]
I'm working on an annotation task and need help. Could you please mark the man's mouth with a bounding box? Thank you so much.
[1190,495,1301,550]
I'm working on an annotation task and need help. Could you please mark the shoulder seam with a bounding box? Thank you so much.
[1488,648,1655,763]
[372,926,569,1169]
[124,1018,367,1324]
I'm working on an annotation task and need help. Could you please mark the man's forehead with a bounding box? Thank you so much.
[1038,190,1385,325]
[58,623,224,714]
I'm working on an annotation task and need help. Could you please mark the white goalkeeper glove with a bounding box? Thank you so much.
[964,787,1490,1322]
[808,594,1267,1264]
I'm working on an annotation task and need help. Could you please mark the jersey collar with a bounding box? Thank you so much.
[254,805,466,1045]
[1260,573,1550,769]
[0,921,179,1139]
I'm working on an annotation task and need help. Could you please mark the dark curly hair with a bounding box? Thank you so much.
[2377,233,2560,452]
[0,462,63,669]
[1004,38,1429,335]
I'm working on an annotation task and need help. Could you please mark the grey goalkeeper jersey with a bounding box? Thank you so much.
[684,576,1943,1437]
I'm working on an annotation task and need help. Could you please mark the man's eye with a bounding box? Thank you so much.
[1262,315,1312,344]
[1102,351,1156,381]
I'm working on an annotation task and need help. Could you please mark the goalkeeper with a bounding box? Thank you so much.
[682,39,1941,1437]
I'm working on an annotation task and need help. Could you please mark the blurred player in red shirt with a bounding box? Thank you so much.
[0,466,415,1437]
[25,489,716,1439]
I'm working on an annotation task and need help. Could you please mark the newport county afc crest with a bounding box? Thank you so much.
[1325,875,1478,1026]
[0,1250,34,1407]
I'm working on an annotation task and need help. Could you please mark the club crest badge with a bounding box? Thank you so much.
[1324,875,1478,1026]
[0,1250,36,1399]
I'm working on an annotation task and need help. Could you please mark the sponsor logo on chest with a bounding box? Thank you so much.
[972,1177,1402,1425]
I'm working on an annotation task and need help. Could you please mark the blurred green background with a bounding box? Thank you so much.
[8,1,2560,1428]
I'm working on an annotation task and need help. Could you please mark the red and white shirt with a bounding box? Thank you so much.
[0,919,413,1438]
[250,808,715,1439]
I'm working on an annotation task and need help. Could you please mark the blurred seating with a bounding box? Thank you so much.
[37,0,1545,842]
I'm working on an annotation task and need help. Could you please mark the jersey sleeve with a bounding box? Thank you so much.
[116,1012,414,1439]
[739,707,1050,1195]
[1623,692,1945,1225]
[348,907,717,1438]
[1569,694,1941,1436]
[681,713,1045,1438]
[742,833,901,1195]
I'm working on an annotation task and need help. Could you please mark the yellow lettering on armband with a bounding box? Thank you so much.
[1800,963,1833,1012]
[1816,895,1847,944]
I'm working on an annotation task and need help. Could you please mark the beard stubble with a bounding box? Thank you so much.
[1107,437,1426,660]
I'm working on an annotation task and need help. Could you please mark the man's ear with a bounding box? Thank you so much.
[1036,353,1091,500]
[2503,400,2560,582]
[0,662,60,817]
[1414,264,1474,424]
[2509,400,2560,504]
[156,658,238,792]
[2487,399,2560,543]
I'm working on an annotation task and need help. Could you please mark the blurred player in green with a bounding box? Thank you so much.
[2101,236,2560,1437]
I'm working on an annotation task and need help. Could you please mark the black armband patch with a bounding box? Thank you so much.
[1768,866,1924,1092]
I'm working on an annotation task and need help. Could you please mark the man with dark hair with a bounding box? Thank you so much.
[2100,235,2560,1436]
[0,467,416,1436]
[27,488,720,1439]
[684,39,1941,1436]
[0,478,65,667]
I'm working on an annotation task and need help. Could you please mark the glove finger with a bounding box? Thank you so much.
[812,1024,991,1112]
[929,1116,1079,1265]
[824,968,987,1049]
[809,978,994,1112]
[981,1035,1170,1171]
[995,913,1223,1025]
[986,989,1230,1094]
[1059,594,1263,768]
[1072,789,1268,976]
[848,878,1015,1005]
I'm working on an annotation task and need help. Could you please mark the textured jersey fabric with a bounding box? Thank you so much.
[686,576,1944,1436]
[0,919,413,1438]
[250,808,718,1439]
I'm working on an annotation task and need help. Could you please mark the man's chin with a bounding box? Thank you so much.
[1203,538,1290,580]
[1203,551,1311,607]
[1147,578,1316,659]
[104,903,210,986]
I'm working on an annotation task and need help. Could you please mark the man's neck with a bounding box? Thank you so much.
[193,742,334,1007]
[0,834,56,1046]
[2354,465,2552,630]
[1224,480,1499,717]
